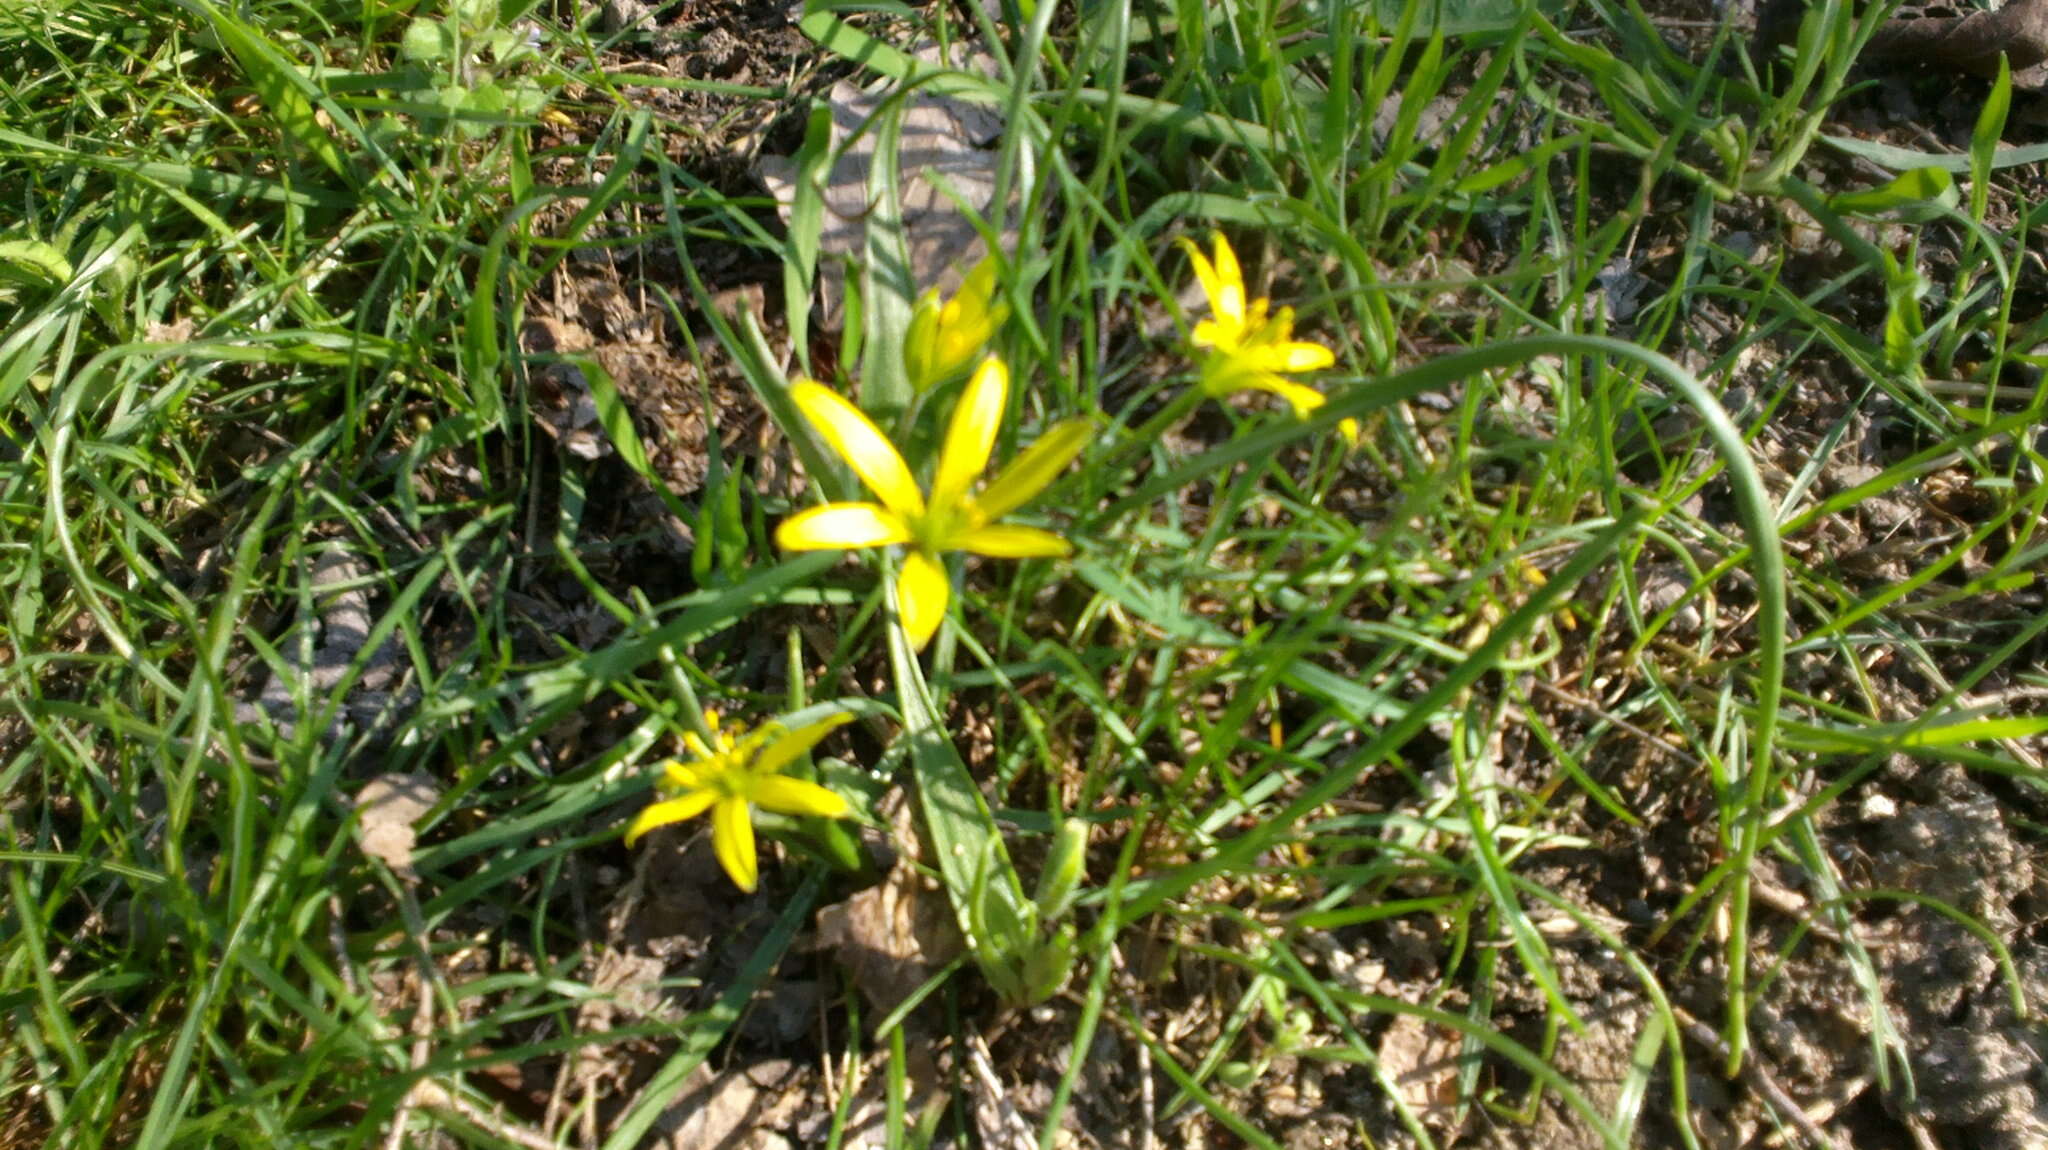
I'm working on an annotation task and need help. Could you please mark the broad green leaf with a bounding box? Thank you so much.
[185,0,352,181]
[0,239,72,291]
[1827,166,1957,221]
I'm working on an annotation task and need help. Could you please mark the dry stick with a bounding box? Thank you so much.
[966,1033,1037,1150]
[383,952,437,1150]
[384,881,440,1150]
[1674,1008,1837,1150]
[1527,678,1708,773]
[1117,941,1156,1150]
[1764,1075,1869,1149]
[361,874,558,1150]
[1136,1031,1156,1150]
[407,1080,563,1150]
[328,894,361,998]
[543,853,599,1144]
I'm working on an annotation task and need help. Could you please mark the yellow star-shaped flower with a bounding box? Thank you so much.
[904,256,1009,393]
[624,709,853,892]
[776,356,1092,649]
[1181,232,1356,444]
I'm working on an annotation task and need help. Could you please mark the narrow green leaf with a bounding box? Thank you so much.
[184,0,352,181]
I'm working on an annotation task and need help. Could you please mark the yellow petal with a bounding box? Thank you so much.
[1242,376,1329,420]
[1259,341,1335,373]
[931,356,1007,514]
[790,381,925,519]
[623,789,718,847]
[1191,317,1240,351]
[752,712,856,777]
[896,550,950,650]
[953,524,1072,558]
[1338,417,1361,446]
[976,418,1093,520]
[776,503,913,550]
[1179,235,1240,330]
[903,288,943,390]
[660,758,707,790]
[750,774,852,819]
[712,796,758,892]
[1209,233,1246,328]
[933,258,1006,377]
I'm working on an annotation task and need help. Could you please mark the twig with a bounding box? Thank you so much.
[409,1079,564,1150]
[1764,1075,1869,1148]
[1137,1030,1156,1150]
[966,1033,1037,1150]
[1528,677,1706,772]
[384,882,440,1150]
[328,893,361,999]
[1674,1008,1837,1150]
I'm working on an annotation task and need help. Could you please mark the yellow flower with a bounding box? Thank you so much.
[1180,232,1357,444]
[624,709,854,892]
[904,257,1009,392]
[776,357,1092,650]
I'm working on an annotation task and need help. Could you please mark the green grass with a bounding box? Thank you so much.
[4,0,2045,1147]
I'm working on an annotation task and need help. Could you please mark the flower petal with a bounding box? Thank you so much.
[934,258,1007,377]
[896,550,950,650]
[623,789,718,848]
[931,356,1007,514]
[953,524,1072,558]
[660,758,707,791]
[1255,340,1335,373]
[776,503,913,550]
[903,288,942,390]
[1178,236,1221,315]
[1238,375,1329,420]
[751,712,856,778]
[976,418,1093,520]
[712,796,758,892]
[1190,318,1237,352]
[751,774,852,819]
[1338,417,1361,447]
[790,381,925,518]
[1210,233,1245,328]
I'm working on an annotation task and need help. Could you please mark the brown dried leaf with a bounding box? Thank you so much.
[653,1059,813,1150]
[1377,1012,1465,1136]
[1865,0,2048,86]
[354,773,439,881]
[813,803,965,1019]
[757,70,1011,329]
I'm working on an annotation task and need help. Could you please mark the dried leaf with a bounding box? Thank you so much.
[1864,0,2048,87]
[354,773,440,880]
[813,802,965,1018]
[1377,1012,1465,1135]
[758,74,1011,329]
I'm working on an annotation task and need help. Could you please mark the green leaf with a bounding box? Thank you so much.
[184,0,352,182]
[0,239,73,292]
[1827,166,1957,221]
[884,575,1036,997]
[1372,0,1566,36]
[400,17,454,63]
[1823,132,2048,174]
[1970,55,2011,223]
[782,102,833,377]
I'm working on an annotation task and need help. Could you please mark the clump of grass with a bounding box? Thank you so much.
[5,1,2045,1148]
